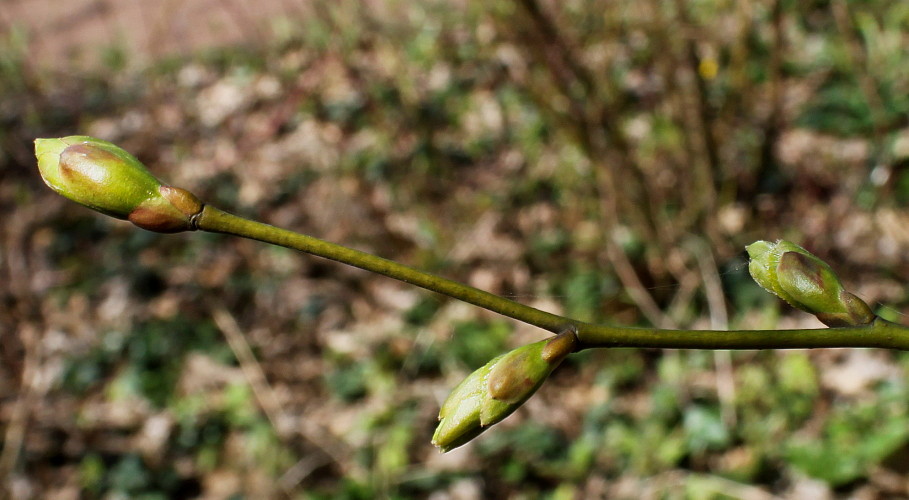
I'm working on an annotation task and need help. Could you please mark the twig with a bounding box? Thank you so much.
[195,205,909,351]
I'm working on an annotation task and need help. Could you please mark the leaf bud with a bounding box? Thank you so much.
[432,328,577,452]
[35,136,202,233]
[746,240,874,327]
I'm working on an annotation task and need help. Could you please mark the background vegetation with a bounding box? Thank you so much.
[4,0,909,498]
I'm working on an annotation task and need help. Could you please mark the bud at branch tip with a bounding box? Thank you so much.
[35,136,202,233]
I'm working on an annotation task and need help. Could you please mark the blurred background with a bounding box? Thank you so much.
[3,0,909,498]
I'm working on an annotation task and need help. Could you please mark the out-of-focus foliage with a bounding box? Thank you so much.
[4,0,909,498]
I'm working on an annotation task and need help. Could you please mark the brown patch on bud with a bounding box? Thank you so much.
[160,186,203,218]
[779,252,824,288]
[816,291,875,327]
[128,206,190,233]
[842,291,875,325]
[541,328,578,363]
[59,143,115,184]
[487,349,537,403]
[128,186,203,233]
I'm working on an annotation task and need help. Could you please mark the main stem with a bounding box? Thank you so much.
[195,205,909,351]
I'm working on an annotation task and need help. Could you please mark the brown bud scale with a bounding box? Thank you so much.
[542,328,579,363]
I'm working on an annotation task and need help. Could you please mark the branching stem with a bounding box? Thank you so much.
[196,205,909,351]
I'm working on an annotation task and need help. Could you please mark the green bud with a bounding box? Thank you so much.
[431,357,492,453]
[432,328,577,452]
[746,240,874,327]
[35,136,202,233]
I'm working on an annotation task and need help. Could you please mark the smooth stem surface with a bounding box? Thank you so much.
[574,317,909,350]
[195,205,909,351]
[196,205,572,332]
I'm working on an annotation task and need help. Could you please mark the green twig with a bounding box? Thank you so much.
[36,135,909,452]
[195,205,572,332]
[196,205,909,352]
[573,318,909,351]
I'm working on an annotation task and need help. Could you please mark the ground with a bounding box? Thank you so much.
[3,1,909,498]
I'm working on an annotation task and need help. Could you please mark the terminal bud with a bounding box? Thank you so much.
[747,240,874,327]
[35,136,202,233]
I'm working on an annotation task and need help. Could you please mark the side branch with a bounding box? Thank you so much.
[196,207,909,352]
[195,205,572,333]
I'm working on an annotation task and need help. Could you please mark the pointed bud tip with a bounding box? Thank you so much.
[745,240,774,260]
[433,329,578,452]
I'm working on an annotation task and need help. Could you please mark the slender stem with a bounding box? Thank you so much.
[196,205,572,332]
[574,317,909,350]
[195,205,909,351]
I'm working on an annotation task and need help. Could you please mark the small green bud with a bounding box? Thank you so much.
[35,136,202,233]
[431,358,491,452]
[746,240,874,327]
[432,328,577,452]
